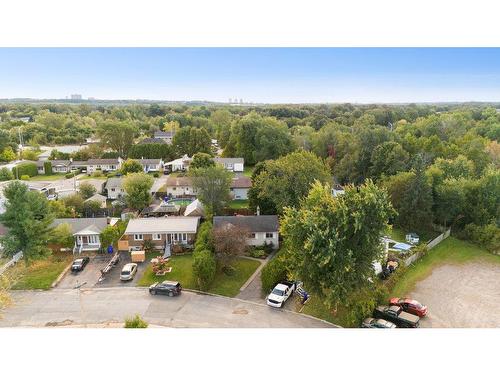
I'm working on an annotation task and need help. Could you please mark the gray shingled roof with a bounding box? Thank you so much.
[213,215,279,233]
[106,177,123,189]
[213,157,244,164]
[51,218,109,234]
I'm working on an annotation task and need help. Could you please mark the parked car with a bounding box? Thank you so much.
[362,317,397,328]
[149,281,182,296]
[389,297,428,317]
[120,263,138,281]
[71,257,90,272]
[373,305,420,328]
[266,281,297,308]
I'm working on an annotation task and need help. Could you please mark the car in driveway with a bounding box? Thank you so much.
[389,297,428,317]
[266,281,297,308]
[71,257,90,272]
[120,263,138,281]
[149,281,182,296]
[373,305,420,328]
[362,317,397,328]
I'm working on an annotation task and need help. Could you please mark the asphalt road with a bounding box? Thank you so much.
[0,287,335,328]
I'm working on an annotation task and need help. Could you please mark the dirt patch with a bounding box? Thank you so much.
[232,308,249,315]
[410,262,500,328]
[45,319,74,327]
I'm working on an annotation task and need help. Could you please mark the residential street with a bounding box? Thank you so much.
[0,287,335,328]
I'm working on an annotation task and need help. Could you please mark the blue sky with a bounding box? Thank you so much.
[1,48,500,103]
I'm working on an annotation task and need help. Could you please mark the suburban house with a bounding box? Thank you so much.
[85,193,108,208]
[153,130,175,144]
[83,158,122,175]
[213,215,279,249]
[118,216,200,254]
[213,157,244,172]
[134,158,163,173]
[35,159,72,174]
[164,176,197,197]
[105,177,125,200]
[51,217,112,252]
[164,154,192,172]
[230,176,251,200]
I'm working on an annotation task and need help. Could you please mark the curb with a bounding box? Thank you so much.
[51,263,72,288]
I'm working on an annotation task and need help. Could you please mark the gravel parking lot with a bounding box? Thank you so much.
[410,262,500,328]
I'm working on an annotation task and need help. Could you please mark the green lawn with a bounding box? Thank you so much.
[27,173,66,181]
[10,253,72,290]
[137,253,260,297]
[242,166,255,177]
[226,199,249,209]
[390,236,500,297]
[387,226,440,243]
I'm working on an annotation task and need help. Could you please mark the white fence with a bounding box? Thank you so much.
[404,229,451,267]
[0,251,23,276]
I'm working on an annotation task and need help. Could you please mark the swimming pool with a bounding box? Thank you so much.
[165,198,194,206]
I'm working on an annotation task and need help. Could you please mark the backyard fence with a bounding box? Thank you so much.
[0,251,23,276]
[404,228,451,267]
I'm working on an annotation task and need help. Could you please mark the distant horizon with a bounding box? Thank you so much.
[2,48,500,103]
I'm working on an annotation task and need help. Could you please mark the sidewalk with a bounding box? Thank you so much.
[236,250,277,303]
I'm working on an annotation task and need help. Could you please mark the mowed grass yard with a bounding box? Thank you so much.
[390,236,500,297]
[10,253,73,290]
[137,253,260,297]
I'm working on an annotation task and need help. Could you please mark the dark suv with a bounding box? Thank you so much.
[71,257,90,272]
[149,281,182,297]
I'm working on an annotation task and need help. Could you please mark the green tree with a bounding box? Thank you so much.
[254,118,295,162]
[124,315,148,328]
[172,126,212,156]
[398,156,434,231]
[189,166,232,217]
[369,141,409,180]
[0,181,54,264]
[120,159,143,175]
[190,152,215,169]
[61,194,85,217]
[249,150,330,214]
[0,147,17,162]
[0,167,14,181]
[123,172,154,210]
[100,225,121,250]
[192,250,216,290]
[281,180,394,310]
[50,223,74,248]
[97,120,137,157]
[83,200,102,217]
[78,182,96,199]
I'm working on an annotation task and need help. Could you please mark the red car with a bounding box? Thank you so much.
[389,298,428,317]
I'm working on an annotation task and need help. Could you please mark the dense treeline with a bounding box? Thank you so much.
[1,102,499,250]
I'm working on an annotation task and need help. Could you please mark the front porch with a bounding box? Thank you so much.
[73,233,101,253]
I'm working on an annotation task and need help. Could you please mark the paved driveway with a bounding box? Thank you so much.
[0,288,335,328]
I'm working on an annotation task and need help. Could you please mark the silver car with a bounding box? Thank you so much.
[120,263,138,281]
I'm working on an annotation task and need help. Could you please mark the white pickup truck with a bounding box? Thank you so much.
[266,281,297,308]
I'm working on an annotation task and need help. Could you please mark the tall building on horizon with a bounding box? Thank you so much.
[70,94,82,100]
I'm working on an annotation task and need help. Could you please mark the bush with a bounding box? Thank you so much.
[261,255,288,293]
[153,172,159,178]
[12,162,38,178]
[0,168,14,181]
[65,172,77,179]
[248,247,266,259]
[192,250,216,290]
[464,223,500,254]
[343,283,387,327]
[142,239,155,251]
[92,170,104,178]
[79,182,96,199]
[194,221,214,253]
[124,315,148,328]
[43,161,53,175]
[20,174,30,180]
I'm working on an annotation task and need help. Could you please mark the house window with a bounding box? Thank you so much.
[174,233,178,241]
[266,233,274,239]
[153,233,161,241]
[182,233,187,241]
[111,188,115,192]
[134,234,143,241]
[249,233,256,239]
